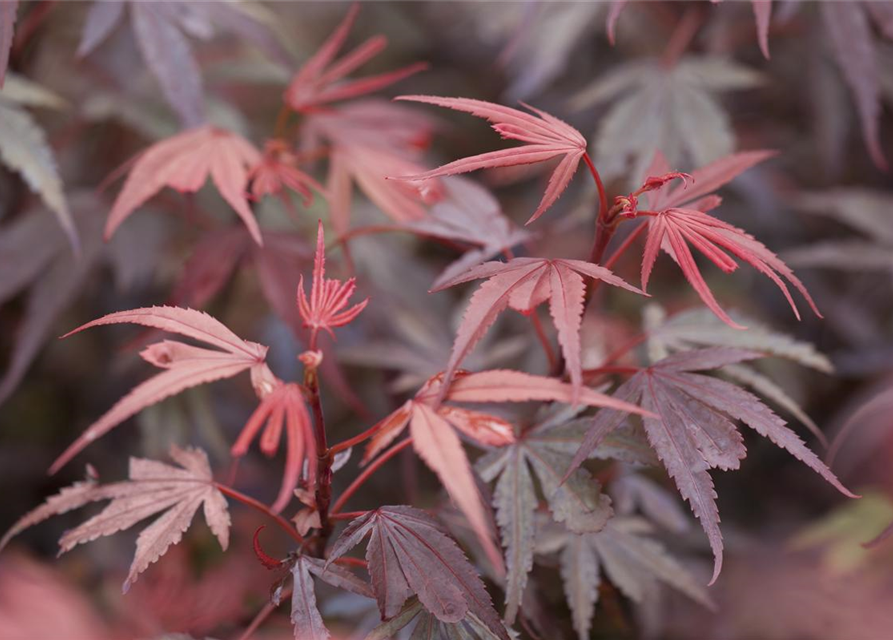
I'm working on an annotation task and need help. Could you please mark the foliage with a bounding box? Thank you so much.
[1,2,891,640]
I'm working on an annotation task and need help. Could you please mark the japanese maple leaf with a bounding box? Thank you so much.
[328,506,509,639]
[303,99,441,235]
[1,446,230,594]
[570,55,762,185]
[392,96,588,224]
[289,554,374,640]
[249,139,324,216]
[104,125,264,245]
[433,257,643,401]
[536,516,711,640]
[284,4,426,113]
[819,1,893,170]
[231,367,316,514]
[0,1,16,87]
[625,151,819,328]
[298,220,368,344]
[476,404,658,622]
[49,306,269,474]
[0,73,76,251]
[77,1,292,127]
[566,348,856,584]
[361,370,652,573]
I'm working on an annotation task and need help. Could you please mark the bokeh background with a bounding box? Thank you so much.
[2,2,893,639]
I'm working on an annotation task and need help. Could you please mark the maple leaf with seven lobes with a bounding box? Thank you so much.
[475,403,659,623]
[566,348,856,585]
[284,3,426,113]
[104,125,264,245]
[328,506,510,640]
[536,516,712,640]
[298,220,368,343]
[50,306,269,475]
[629,151,819,329]
[433,256,644,401]
[361,370,652,576]
[570,54,762,186]
[393,96,588,224]
[1,446,230,594]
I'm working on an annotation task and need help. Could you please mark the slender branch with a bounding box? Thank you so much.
[603,221,647,272]
[216,483,303,544]
[328,420,385,456]
[304,352,335,553]
[236,599,279,640]
[582,152,608,219]
[330,511,369,521]
[331,438,413,515]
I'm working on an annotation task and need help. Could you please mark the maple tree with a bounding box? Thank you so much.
[2,2,891,640]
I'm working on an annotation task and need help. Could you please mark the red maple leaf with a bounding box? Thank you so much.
[105,126,264,245]
[392,96,588,224]
[297,221,368,345]
[284,4,426,113]
[624,151,819,328]
[248,139,324,215]
[433,257,643,401]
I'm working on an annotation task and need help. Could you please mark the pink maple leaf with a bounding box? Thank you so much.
[105,125,264,245]
[392,96,588,224]
[50,306,268,474]
[284,4,426,113]
[433,257,643,401]
[626,151,819,329]
[249,139,324,215]
[298,221,368,345]
[232,366,316,514]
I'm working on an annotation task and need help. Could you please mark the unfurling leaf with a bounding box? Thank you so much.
[51,306,268,474]
[327,506,509,640]
[298,220,368,343]
[104,126,263,244]
[393,96,588,224]
[567,348,856,585]
[2,446,230,594]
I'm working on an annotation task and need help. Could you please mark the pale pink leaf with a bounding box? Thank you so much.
[409,403,502,570]
[77,1,124,57]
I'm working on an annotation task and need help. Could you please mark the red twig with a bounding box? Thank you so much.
[331,438,413,515]
[216,483,303,544]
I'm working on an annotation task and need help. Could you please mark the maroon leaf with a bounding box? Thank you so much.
[328,506,508,639]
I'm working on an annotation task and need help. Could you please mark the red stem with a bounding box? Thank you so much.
[603,221,647,272]
[328,420,384,456]
[330,511,369,520]
[236,599,280,640]
[215,483,303,544]
[331,438,413,515]
[583,152,608,221]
